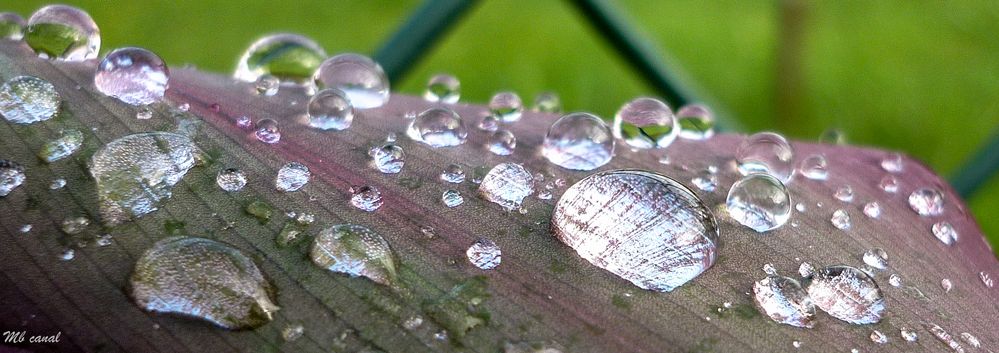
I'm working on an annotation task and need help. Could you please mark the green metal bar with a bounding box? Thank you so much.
[568,0,743,131]
[374,0,479,83]
[950,128,999,199]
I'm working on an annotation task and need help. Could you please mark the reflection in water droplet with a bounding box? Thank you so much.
[467,239,501,270]
[834,185,854,202]
[424,73,460,103]
[307,88,353,130]
[442,189,463,208]
[0,76,60,124]
[533,92,562,113]
[551,170,718,292]
[408,107,467,147]
[476,113,499,132]
[38,129,83,163]
[881,153,903,173]
[799,154,828,180]
[863,202,881,219]
[726,173,791,232]
[931,221,958,246]
[95,47,169,106]
[216,168,247,192]
[310,224,397,285]
[805,265,886,324]
[888,274,901,287]
[25,5,100,61]
[59,248,75,261]
[130,237,279,329]
[254,74,279,96]
[489,91,523,122]
[613,97,677,149]
[477,163,534,211]
[255,118,281,144]
[908,188,944,216]
[0,13,25,40]
[369,143,404,174]
[736,132,794,183]
[282,324,304,342]
[862,249,888,270]
[901,328,918,342]
[542,112,614,170]
[831,209,851,230]
[314,53,389,109]
[925,323,965,353]
[487,129,516,156]
[350,185,382,212]
[275,162,310,192]
[879,175,899,193]
[870,330,888,344]
[753,274,815,328]
[234,33,326,84]
[676,104,715,140]
[440,164,465,184]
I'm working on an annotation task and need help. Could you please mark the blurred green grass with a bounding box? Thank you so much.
[7,1,999,253]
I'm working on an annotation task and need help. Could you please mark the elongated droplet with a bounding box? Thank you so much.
[676,104,715,140]
[487,129,517,156]
[467,239,501,270]
[310,224,397,285]
[424,73,460,103]
[307,88,353,130]
[736,132,794,183]
[925,323,965,353]
[980,271,994,288]
[234,33,326,84]
[805,265,886,324]
[130,236,279,329]
[799,154,828,180]
[0,13,25,40]
[275,162,309,192]
[95,47,169,106]
[0,76,60,124]
[314,53,389,109]
[551,170,718,292]
[909,188,944,216]
[0,160,26,197]
[489,91,523,122]
[542,112,614,170]
[38,129,83,163]
[753,275,816,328]
[369,143,404,174]
[440,164,465,183]
[25,5,100,61]
[960,332,980,348]
[931,221,958,245]
[533,92,562,113]
[477,163,534,211]
[613,97,677,149]
[350,185,382,212]
[91,132,199,226]
[862,248,888,270]
[216,168,247,192]
[726,173,791,232]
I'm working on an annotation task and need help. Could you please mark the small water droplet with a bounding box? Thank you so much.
[486,129,517,156]
[925,323,965,353]
[834,185,854,202]
[254,118,281,143]
[49,178,66,190]
[862,248,888,270]
[799,263,815,278]
[831,209,851,230]
[25,5,100,61]
[216,168,247,192]
[440,164,465,183]
[940,278,953,292]
[806,265,886,324]
[408,107,468,147]
[282,324,304,342]
[38,129,83,163]
[798,154,828,180]
[931,221,958,245]
[369,143,404,174]
[691,170,718,192]
[879,175,899,193]
[0,13,25,40]
[136,106,153,120]
[310,224,397,285]
[19,224,32,233]
[863,202,881,218]
[870,330,888,344]
[676,104,715,140]
[727,173,792,232]
[235,115,252,129]
[235,33,326,84]
[888,274,902,287]
[795,202,806,212]
[349,185,382,212]
[275,162,310,192]
[533,91,562,113]
[59,248,75,261]
[908,188,944,216]
[254,74,279,96]
[424,73,460,103]
[477,163,534,211]
[736,132,794,183]
[980,271,994,288]
[0,76,60,124]
[612,97,677,149]
[489,91,523,122]
[792,340,802,349]
[442,189,463,207]
[959,332,980,348]
[658,155,671,165]
[433,331,448,341]
[901,327,918,342]
[763,263,778,275]
[95,47,169,105]
[307,88,353,130]
[314,53,389,109]
[476,113,500,132]
[177,102,190,112]
[881,152,903,173]
[542,112,614,170]
[753,274,815,328]
[537,189,553,200]
[466,238,501,270]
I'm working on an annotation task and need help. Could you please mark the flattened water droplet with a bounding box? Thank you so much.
[314,53,389,109]
[350,185,382,211]
[130,236,279,329]
[369,143,404,174]
[38,129,83,163]
[477,163,534,211]
[442,189,463,208]
[255,118,281,144]
[533,91,562,113]
[0,12,25,40]
[909,188,944,216]
[135,106,153,120]
[487,129,516,155]
[25,5,99,61]
[307,88,353,130]
[542,112,614,170]
[805,265,886,324]
[310,224,397,285]
[752,274,816,328]
[0,76,60,124]
[466,239,501,270]
[931,221,958,246]
[863,202,881,219]
[880,175,899,193]
[275,162,309,192]
[235,33,326,84]
[831,209,851,230]
[862,249,888,270]
[676,104,715,140]
[726,173,791,232]
[960,332,980,348]
[870,330,888,344]
[799,154,828,180]
[216,168,247,192]
[489,91,523,122]
[95,47,169,105]
[901,327,918,342]
[424,73,460,103]
[925,323,965,353]
[736,132,794,183]
[834,185,854,202]
[440,164,465,183]
[612,97,677,149]
[551,170,718,292]
[408,107,468,147]
[881,152,903,173]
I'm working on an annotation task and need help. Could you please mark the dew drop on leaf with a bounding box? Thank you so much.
[675,104,715,140]
[862,248,888,270]
[908,187,944,216]
[726,173,791,232]
[254,118,281,143]
[542,112,614,171]
[0,12,25,40]
[313,53,389,109]
[310,224,397,285]
[25,5,99,61]
[216,168,247,192]
[440,164,465,183]
[798,154,828,180]
[307,88,353,130]
[38,129,83,163]
[0,75,60,124]
[94,47,169,106]
[931,221,958,245]
[532,91,562,113]
[408,107,468,147]
[369,143,404,174]
[424,73,460,104]
[489,91,523,122]
[275,162,310,192]
[752,274,815,328]
[234,33,326,84]
[487,129,517,156]
[736,132,794,183]
[349,185,382,212]
[442,189,463,208]
[805,265,886,324]
[0,159,26,197]
[612,97,677,149]
[466,238,501,270]
[477,163,534,211]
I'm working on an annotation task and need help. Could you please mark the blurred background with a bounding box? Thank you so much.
[7,1,999,253]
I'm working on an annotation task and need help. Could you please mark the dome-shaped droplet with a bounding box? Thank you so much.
[736,132,794,183]
[275,162,309,192]
[863,202,881,218]
[25,5,99,61]
[424,73,460,103]
[489,91,523,122]
[880,175,899,193]
[38,129,83,163]
[310,224,397,285]
[216,168,247,192]
[691,170,718,192]
[931,221,958,246]
[487,129,516,156]
[818,128,847,145]
[350,185,382,212]
[442,189,463,207]
[466,239,501,270]
[307,88,353,130]
[901,328,918,342]
[676,104,715,140]
[888,273,902,287]
[726,173,791,232]
[908,188,944,216]
[135,106,152,120]
[805,265,886,324]
[94,47,169,106]
[0,12,25,40]
[476,113,500,132]
[440,164,465,184]
[862,248,888,270]
[408,107,467,147]
[542,112,615,170]
[753,274,815,328]
[881,152,903,173]
[130,236,279,329]
[613,97,677,149]
[234,33,326,84]
[254,118,281,144]
[551,170,719,292]
[254,74,279,96]
[369,143,404,174]
[477,163,534,211]
[831,209,851,230]
[0,75,60,124]
[799,154,828,180]
[0,159,26,197]
[313,53,389,109]
[532,91,562,113]
[941,278,953,292]
[91,132,199,225]
[834,185,854,202]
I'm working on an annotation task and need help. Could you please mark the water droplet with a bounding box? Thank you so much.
[901,327,918,342]
[862,249,888,270]
[960,332,980,348]
[736,132,794,183]
[254,118,281,143]
[369,143,404,174]
[726,173,792,232]
[980,271,994,288]
[612,97,677,149]
[863,202,881,218]
[136,106,153,120]
[282,324,304,342]
[551,170,718,292]
[888,274,902,287]
[275,162,310,192]
[940,278,953,292]
[49,178,66,190]
[38,129,83,163]
[925,323,965,353]
[763,263,778,275]
[314,53,389,109]
[831,209,851,230]
[433,331,448,341]
[424,73,460,103]
[0,76,60,124]
[442,189,463,207]
[752,274,816,328]
[402,316,423,330]
[477,163,534,211]
[795,202,806,212]
[805,265,886,324]
[881,152,903,173]
[908,188,944,216]
[466,239,501,270]
[792,341,802,349]
[177,102,190,112]
[834,185,854,202]
[0,12,25,40]
[61,216,89,234]
[306,88,353,130]
[91,132,199,225]
[870,330,888,344]
[691,170,718,192]
[532,91,562,113]
[408,107,468,147]
[487,129,517,155]
[310,224,397,285]
[25,5,99,61]
[931,221,958,246]
[676,104,715,140]
[880,175,899,193]
[476,113,499,132]
[19,224,32,233]
[216,168,247,192]
[799,154,828,180]
[542,112,614,170]
[130,236,279,329]
[489,91,523,122]
[254,74,279,96]
[235,33,326,84]
[94,47,169,105]
[235,115,252,129]
[818,128,847,145]
[349,185,382,211]
[440,164,465,183]
[59,248,75,261]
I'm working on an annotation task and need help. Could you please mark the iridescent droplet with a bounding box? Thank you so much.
[908,188,944,216]
[675,104,715,140]
[487,129,516,156]
[551,170,718,292]
[880,175,899,193]
[440,164,465,183]
[0,12,25,40]
[931,221,958,246]
[0,75,60,124]
[489,91,523,122]
[94,47,169,106]
[799,154,828,180]
[834,185,854,202]
[369,143,404,174]
[612,97,677,149]
[216,168,247,192]
[25,5,100,61]
[234,33,326,84]
[870,330,888,344]
[307,88,353,130]
[862,248,888,270]
[442,189,464,207]
[736,132,794,183]
[726,173,791,232]
[424,73,460,103]
[863,202,881,218]
[477,163,534,211]
[542,112,614,170]
[38,129,83,163]
[254,74,279,96]
[805,265,886,324]
[313,53,389,109]
[310,224,397,285]
[881,152,903,173]
[752,274,816,328]
[466,239,501,270]
[408,107,468,147]
[532,92,562,113]
[831,209,851,230]
[350,185,382,212]
[275,162,310,192]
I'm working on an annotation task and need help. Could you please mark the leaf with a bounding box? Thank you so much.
[0,40,997,353]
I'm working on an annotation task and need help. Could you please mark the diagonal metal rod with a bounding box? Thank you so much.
[373,0,479,83]
[950,127,999,199]
[568,0,743,132]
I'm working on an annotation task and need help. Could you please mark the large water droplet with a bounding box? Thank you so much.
[275,162,309,192]
[489,91,523,122]
[130,236,279,329]
[613,97,677,149]
[0,159,26,197]
[487,129,516,156]
[369,143,404,174]
[216,168,247,192]
[752,274,816,328]
[532,92,562,113]
[38,129,83,163]
[94,47,169,106]
[440,164,465,183]
[908,188,944,216]
[0,12,25,40]
[551,170,718,292]
[350,185,382,212]
[234,33,326,84]
[799,154,828,180]
[424,73,460,103]
[805,265,886,324]
[310,224,397,285]
[313,53,389,109]
[726,173,791,232]
[25,5,99,61]
[736,132,794,183]
[254,118,281,144]
[542,112,614,170]
[0,75,60,124]
[408,107,468,147]
[306,88,353,130]
[466,239,501,270]
[862,248,888,270]
[91,132,199,225]
[831,209,851,230]
[477,163,534,211]
[675,104,715,140]
[931,221,958,246]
